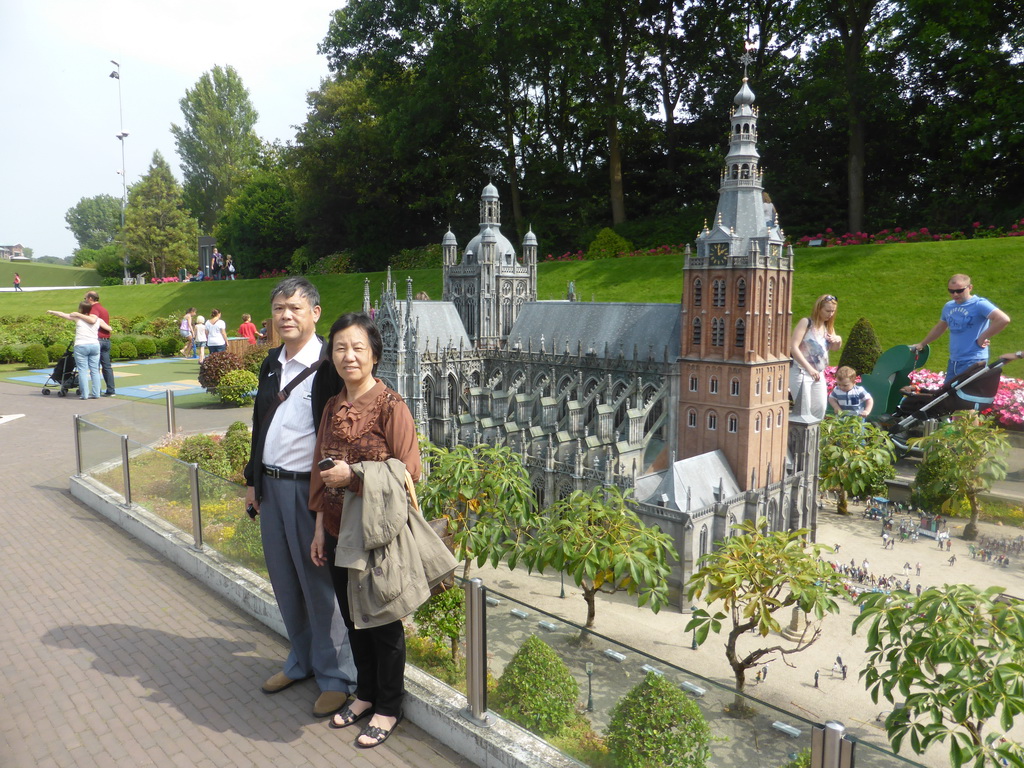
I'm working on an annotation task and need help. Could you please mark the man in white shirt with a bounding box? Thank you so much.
[243,277,355,717]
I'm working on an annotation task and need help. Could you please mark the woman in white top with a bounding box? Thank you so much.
[48,300,111,399]
[179,307,196,358]
[790,294,842,420]
[194,315,208,363]
[205,309,228,355]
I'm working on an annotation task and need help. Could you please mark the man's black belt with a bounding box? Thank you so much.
[263,466,312,481]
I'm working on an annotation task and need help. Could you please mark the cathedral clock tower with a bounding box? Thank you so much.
[679,62,794,492]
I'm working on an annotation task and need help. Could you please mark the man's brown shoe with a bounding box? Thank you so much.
[262,672,309,694]
[313,690,349,718]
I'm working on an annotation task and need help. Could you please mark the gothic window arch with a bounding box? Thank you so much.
[699,524,710,557]
[736,277,746,307]
[448,373,459,416]
[687,409,697,428]
[693,278,702,306]
[731,164,739,179]
[689,374,698,392]
[766,317,773,353]
[755,378,761,396]
[767,277,775,311]
[766,410,773,430]
[713,279,725,307]
[707,410,718,430]
[712,318,724,347]
[741,163,750,179]
[754,414,761,432]
[730,378,740,396]
[692,317,702,346]
[727,414,738,433]
[735,319,746,348]
[743,123,750,134]
[767,377,772,394]
[710,376,719,394]
[644,386,664,439]
[778,407,785,426]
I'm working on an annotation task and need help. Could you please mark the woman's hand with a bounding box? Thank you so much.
[320,460,353,489]
[310,516,327,566]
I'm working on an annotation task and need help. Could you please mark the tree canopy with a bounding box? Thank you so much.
[818,413,896,514]
[65,194,123,251]
[171,65,261,233]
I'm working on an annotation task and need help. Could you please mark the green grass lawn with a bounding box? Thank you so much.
[1,260,99,288]
[3,237,1021,375]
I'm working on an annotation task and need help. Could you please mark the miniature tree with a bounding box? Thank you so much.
[686,520,844,711]
[493,635,578,738]
[855,585,1024,767]
[606,671,713,768]
[818,414,896,514]
[911,413,1009,540]
[519,486,676,632]
[838,316,882,375]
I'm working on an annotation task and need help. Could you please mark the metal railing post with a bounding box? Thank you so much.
[462,577,491,727]
[73,415,83,476]
[120,434,132,505]
[811,720,854,768]
[189,463,203,549]
[165,390,176,435]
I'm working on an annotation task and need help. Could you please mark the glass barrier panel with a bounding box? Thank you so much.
[78,421,126,499]
[479,584,928,768]
[125,438,195,537]
[198,469,265,579]
[86,391,172,446]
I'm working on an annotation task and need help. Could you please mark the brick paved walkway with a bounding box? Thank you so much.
[0,382,469,768]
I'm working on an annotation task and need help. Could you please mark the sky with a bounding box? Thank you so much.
[0,0,342,259]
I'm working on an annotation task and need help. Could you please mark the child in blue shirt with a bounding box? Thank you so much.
[828,366,873,417]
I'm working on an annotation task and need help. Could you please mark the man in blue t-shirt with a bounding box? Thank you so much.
[911,274,1010,382]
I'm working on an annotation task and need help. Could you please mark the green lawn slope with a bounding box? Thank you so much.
[0,261,99,288]
[2,237,1020,374]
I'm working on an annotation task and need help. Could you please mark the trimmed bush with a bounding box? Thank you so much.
[47,342,65,362]
[117,341,138,360]
[587,227,634,260]
[839,317,883,376]
[242,345,269,375]
[135,336,158,358]
[198,351,244,391]
[605,671,713,768]
[0,345,18,364]
[222,421,252,477]
[23,343,49,369]
[217,369,259,407]
[177,434,232,500]
[160,335,181,357]
[493,636,578,738]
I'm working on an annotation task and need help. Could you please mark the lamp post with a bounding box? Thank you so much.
[690,607,698,651]
[585,662,594,712]
[559,569,565,599]
[109,60,129,279]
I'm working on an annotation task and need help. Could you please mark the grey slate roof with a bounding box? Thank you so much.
[407,301,472,353]
[507,301,680,360]
[635,450,741,511]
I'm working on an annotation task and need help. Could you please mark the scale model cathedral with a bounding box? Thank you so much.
[363,75,821,603]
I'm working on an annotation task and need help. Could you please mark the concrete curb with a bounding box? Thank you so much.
[70,474,583,768]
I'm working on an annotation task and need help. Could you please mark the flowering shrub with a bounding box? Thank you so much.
[150,276,181,284]
[258,268,290,280]
[795,218,1024,248]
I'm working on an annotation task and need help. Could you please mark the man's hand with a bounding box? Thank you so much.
[245,485,259,517]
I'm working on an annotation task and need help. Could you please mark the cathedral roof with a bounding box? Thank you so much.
[635,450,741,512]
[408,301,472,353]
[508,301,679,359]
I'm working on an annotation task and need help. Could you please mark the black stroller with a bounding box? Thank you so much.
[882,355,1008,452]
[41,344,79,397]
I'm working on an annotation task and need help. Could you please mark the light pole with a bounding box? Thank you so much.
[110,61,129,279]
[585,662,593,712]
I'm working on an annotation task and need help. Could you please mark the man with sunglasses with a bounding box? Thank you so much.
[910,274,1010,381]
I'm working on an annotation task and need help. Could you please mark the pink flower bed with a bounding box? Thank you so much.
[796,218,1024,248]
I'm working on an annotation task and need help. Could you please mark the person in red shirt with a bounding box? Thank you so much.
[84,290,115,396]
[239,313,259,345]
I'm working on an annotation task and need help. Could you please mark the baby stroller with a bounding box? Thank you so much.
[882,355,1008,453]
[41,344,79,397]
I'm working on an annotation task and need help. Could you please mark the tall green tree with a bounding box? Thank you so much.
[121,151,200,279]
[64,194,123,251]
[171,65,261,232]
[818,413,896,514]
[686,520,844,709]
[214,165,299,278]
[520,486,677,631]
[910,413,1009,540]
[855,585,1024,768]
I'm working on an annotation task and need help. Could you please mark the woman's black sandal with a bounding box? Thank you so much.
[355,713,403,748]
[329,704,373,729]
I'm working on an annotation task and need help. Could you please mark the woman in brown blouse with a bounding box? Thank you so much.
[309,312,420,748]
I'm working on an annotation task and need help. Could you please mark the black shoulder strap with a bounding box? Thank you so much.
[263,358,322,427]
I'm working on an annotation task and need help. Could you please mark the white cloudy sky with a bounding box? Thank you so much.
[0,0,342,258]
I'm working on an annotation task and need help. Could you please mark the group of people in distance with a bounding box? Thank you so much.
[178,308,266,362]
[790,272,1015,421]
[184,247,237,282]
[243,277,454,749]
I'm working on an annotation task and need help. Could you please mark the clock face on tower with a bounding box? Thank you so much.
[769,243,781,265]
[709,243,729,265]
